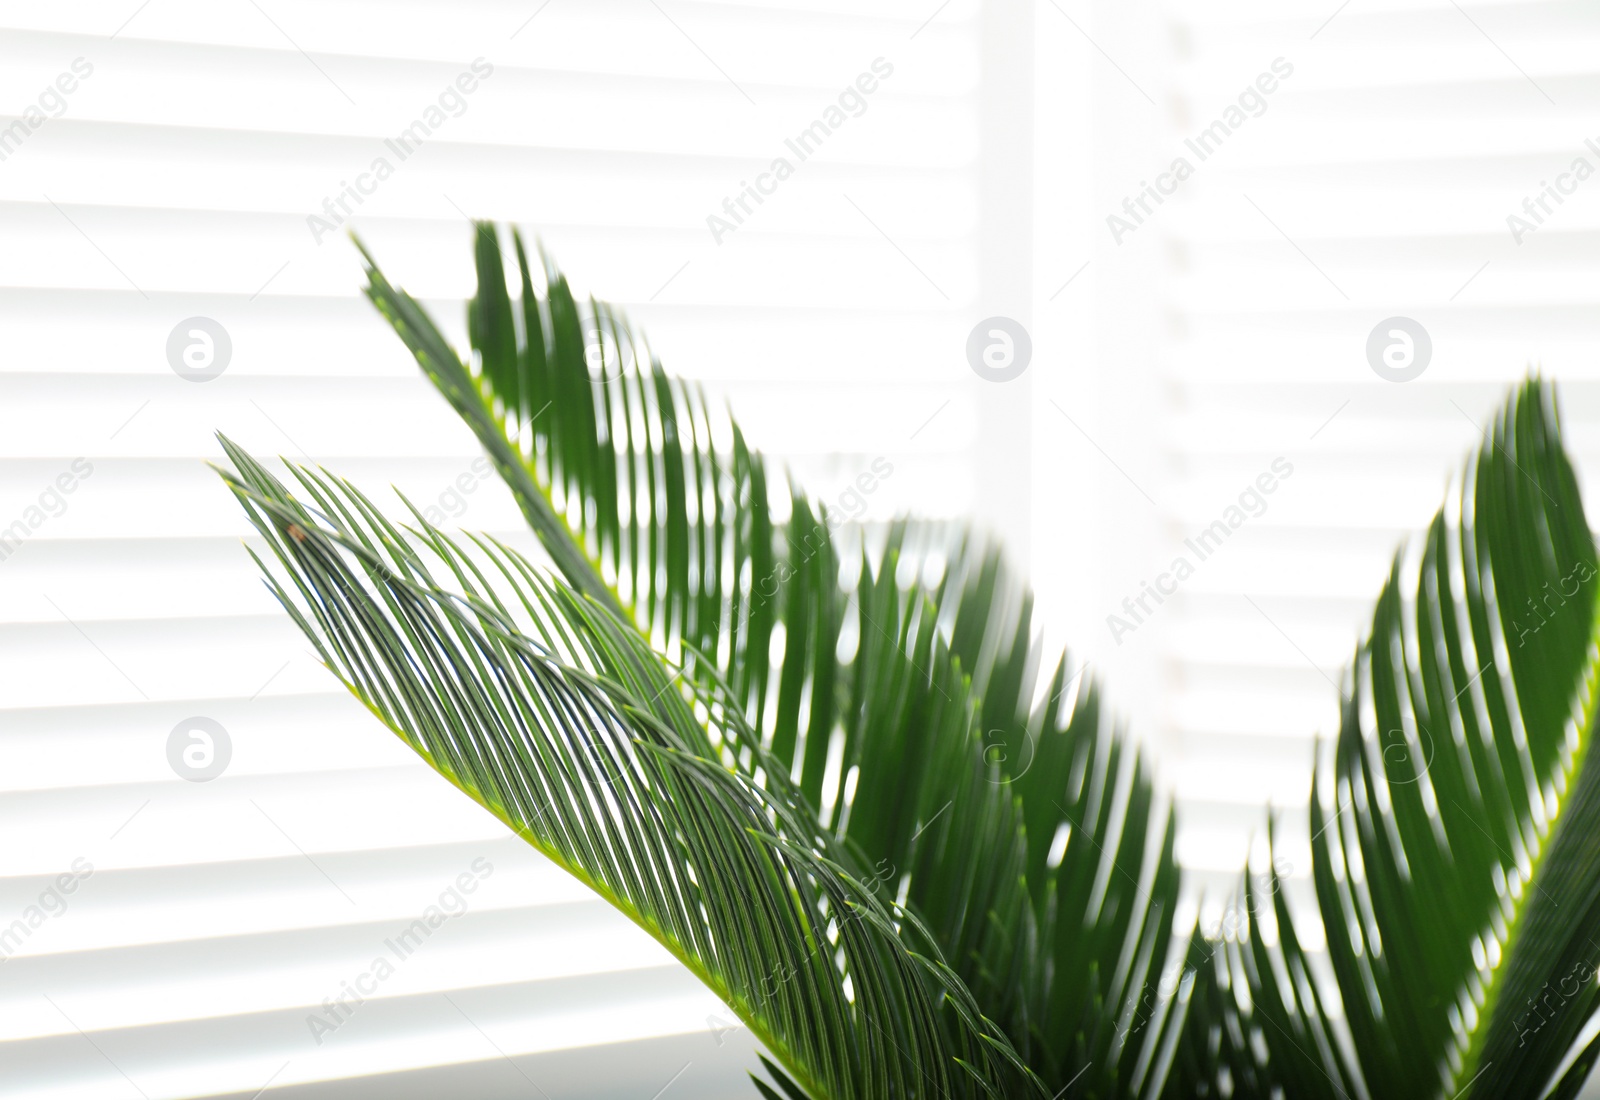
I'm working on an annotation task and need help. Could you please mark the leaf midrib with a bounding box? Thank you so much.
[339,678,838,1100]
[1449,608,1600,1096]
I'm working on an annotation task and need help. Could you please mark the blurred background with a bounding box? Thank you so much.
[3,0,1599,1095]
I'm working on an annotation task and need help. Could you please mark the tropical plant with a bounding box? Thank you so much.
[1167,383,1600,1100]
[216,224,1600,1099]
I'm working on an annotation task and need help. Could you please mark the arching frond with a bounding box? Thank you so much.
[1169,380,1600,1100]
[216,439,1040,1099]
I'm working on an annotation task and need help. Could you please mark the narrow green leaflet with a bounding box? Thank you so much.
[353,223,1185,1097]
[1168,380,1600,1100]
[227,224,1600,1097]
[215,438,1040,1100]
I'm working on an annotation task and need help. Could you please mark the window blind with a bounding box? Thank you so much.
[1083,0,1600,956]
[0,2,1007,1096]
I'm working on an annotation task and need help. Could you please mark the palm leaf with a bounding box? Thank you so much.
[225,223,1600,1097]
[215,438,1040,1099]
[352,223,1186,1096]
[1168,379,1600,1100]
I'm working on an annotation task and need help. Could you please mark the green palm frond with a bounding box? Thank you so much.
[1168,379,1600,1100]
[226,223,1600,1099]
[215,439,1040,1100]
[350,223,1184,1096]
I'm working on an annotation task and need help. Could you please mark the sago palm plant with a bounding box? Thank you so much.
[216,223,1600,1099]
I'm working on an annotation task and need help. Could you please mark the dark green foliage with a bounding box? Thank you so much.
[221,224,1600,1100]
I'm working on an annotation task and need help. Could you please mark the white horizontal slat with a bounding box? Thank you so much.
[0,291,990,387]
[1,901,686,1041]
[0,204,980,304]
[0,1,1000,1094]
[0,28,976,146]
[1124,18,1600,1068]
[0,4,978,92]
[0,374,975,458]
[4,983,757,1100]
